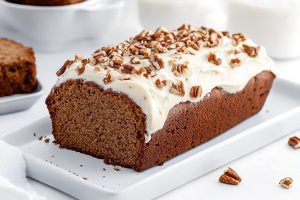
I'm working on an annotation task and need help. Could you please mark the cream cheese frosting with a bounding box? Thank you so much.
[54,25,274,143]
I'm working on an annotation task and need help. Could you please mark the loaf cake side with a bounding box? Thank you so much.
[0,38,37,97]
[46,25,275,171]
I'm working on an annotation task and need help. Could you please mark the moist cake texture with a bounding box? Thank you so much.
[0,38,37,97]
[46,25,275,171]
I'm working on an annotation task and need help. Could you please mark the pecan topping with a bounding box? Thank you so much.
[229,58,242,67]
[279,177,293,189]
[288,136,300,149]
[150,53,165,70]
[103,71,112,84]
[81,58,89,66]
[172,63,189,76]
[56,60,73,76]
[139,48,150,58]
[112,59,123,65]
[219,167,242,185]
[76,65,85,75]
[190,86,202,98]
[121,65,136,74]
[243,45,259,57]
[118,75,131,81]
[170,81,185,96]
[187,41,200,51]
[155,78,167,89]
[232,33,246,45]
[130,57,141,64]
[208,53,222,65]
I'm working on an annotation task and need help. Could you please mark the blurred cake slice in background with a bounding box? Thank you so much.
[0,38,37,97]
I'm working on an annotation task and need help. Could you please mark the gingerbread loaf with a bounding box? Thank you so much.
[46,25,275,171]
[0,38,37,97]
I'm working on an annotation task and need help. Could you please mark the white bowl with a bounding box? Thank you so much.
[0,0,124,52]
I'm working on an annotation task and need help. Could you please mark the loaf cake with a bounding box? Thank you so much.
[0,38,37,97]
[46,25,275,171]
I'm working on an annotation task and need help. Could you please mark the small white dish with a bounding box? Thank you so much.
[0,0,124,52]
[2,78,300,200]
[0,80,43,115]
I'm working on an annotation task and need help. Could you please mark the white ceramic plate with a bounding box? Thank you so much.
[0,80,43,115]
[2,78,300,200]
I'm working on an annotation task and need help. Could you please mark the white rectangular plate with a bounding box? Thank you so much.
[2,78,300,200]
[0,80,43,115]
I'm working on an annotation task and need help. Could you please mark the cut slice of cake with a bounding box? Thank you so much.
[0,38,37,97]
[46,25,275,171]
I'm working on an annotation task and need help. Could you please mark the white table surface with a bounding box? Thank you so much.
[1,2,300,199]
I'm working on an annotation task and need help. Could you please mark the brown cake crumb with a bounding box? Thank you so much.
[44,138,50,143]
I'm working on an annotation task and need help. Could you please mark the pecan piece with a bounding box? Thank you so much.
[170,81,185,96]
[172,63,188,76]
[229,58,242,68]
[155,78,167,89]
[121,64,136,74]
[56,60,73,76]
[76,65,85,75]
[150,53,165,70]
[279,177,293,189]
[243,45,260,57]
[232,33,246,45]
[103,70,112,84]
[190,86,202,98]
[219,167,242,185]
[208,53,222,66]
[130,57,141,64]
[288,136,300,149]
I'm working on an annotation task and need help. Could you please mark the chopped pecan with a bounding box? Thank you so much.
[155,78,167,89]
[232,33,246,45]
[208,53,222,66]
[172,63,189,76]
[112,59,123,65]
[229,58,242,67]
[121,64,136,74]
[279,177,293,189]
[150,53,165,69]
[130,57,141,64]
[190,86,202,98]
[288,136,300,149]
[243,45,260,57]
[170,81,185,96]
[76,65,85,75]
[56,60,73,76]
[103,70,112,84]
[139,48,150,58]
[219,167,242,185]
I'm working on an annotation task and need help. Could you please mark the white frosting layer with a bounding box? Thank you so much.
[55,31,274,143]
